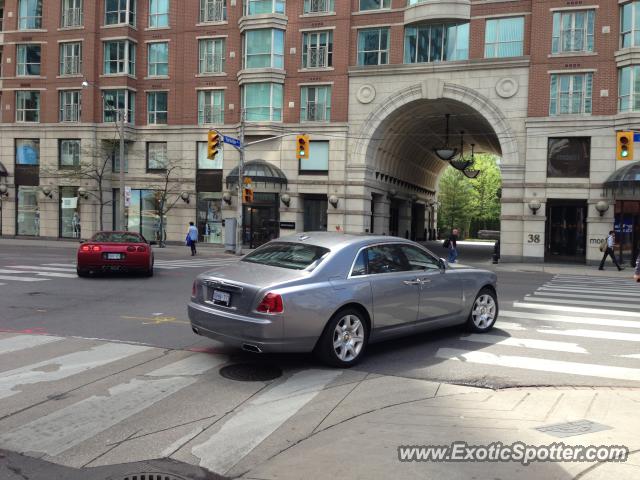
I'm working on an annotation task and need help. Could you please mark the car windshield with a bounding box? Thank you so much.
[242,242,330,270]
[92,232,145,243]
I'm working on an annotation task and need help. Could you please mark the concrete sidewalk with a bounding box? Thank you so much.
[241,377,640,480]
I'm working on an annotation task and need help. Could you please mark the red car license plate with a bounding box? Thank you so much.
[106,253,122,260]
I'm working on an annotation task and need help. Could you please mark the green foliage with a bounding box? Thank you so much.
[437,154,502,237]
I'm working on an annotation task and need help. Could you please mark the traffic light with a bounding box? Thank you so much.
[617,131,634,161]
[296,134,310,160]
[207,130,220,160]
[243,187,253,203]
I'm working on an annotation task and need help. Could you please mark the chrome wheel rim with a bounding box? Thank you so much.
[471,294,497,329]
[332,314,365,362]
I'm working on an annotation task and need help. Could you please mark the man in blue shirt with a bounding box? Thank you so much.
[187,222,198,256]
[599,230,623,271]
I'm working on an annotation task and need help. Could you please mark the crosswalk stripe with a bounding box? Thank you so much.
[494,321,527,331]
[538,328,640,342]
[43,263,76,267]
[192,369,341,475]
[0,343,151,401]
[435,348,640,382]
[523,296,640,311]
[500,310,640,329]
[10,265,77,272]
[31,272,77,278]
[461,333,587,353]
[0,275,47,283]
[0,353,224,456]
[619,353,640,359]
[540,286,640,296]
[549,278,636,286]
[534,291,640,303]
[0,335,64,355]
[513,302,640,318]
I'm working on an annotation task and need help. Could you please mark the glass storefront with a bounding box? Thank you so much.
[127,189,164,241]
[614,200,640,267]
[59,186,80,238]
[16,186,39,236]
[197,192,223,244]
[545,200,587,263]
[242,192,279,248]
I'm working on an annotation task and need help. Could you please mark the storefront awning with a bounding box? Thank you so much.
[0,162,8,177]
[226,160,288,188]
[603,161,640,197]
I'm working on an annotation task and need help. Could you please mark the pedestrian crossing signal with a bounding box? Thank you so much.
[243,187,253,203]
[616,131,634,161]
[208,130,220,160]
[296,134,310,160]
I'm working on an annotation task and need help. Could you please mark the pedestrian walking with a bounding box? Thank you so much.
[599,230,624,271]
[634,253,640,282]
[448,228,459,263]
[186,221,198,256]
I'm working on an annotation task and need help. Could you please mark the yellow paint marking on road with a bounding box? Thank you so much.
[121,315,190,325]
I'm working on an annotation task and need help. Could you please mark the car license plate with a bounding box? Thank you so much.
[107,253,122,260]
[212,289,231,306]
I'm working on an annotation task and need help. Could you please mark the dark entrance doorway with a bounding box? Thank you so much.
[303,194,327,231]
[242,192,279,249]
[389,199,400,237]
[545,200,587,263]
[615,200,640,267]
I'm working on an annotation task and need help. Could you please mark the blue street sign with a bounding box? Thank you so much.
[634,132,640,143]
[223,135,241,148]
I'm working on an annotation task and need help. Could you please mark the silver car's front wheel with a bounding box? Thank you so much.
[467,288,498,332]
[316,308,369,367]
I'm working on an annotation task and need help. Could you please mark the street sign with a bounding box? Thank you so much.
[223,135,241,148]
[634,132,640,143]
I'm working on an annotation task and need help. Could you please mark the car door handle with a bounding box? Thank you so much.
[418,278,431,284]
[403,280,422,285]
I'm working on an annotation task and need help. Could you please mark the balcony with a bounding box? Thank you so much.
[303,47,329,69]
[61,8,83,28]
[200,0,226,23]
[61,58,82,76]
[305,0,332,15]
[303,102,328,122]
[404,0,470,25]
[61,104,80,122]
[200,54,225,75]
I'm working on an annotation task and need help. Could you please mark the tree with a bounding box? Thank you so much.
[437,166,473,236]
[469,154,502,233]
[147,160,187,247]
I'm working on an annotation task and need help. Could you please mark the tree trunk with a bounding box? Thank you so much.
[98,187,104,231]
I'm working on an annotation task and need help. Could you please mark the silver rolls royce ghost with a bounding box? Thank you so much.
[188,233,498,367]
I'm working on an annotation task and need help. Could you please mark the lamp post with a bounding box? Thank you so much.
[82,80,127,230]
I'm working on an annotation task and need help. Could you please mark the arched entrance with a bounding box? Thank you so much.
[349,80,518,240]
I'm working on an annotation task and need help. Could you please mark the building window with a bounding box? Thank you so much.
[197,192,223,244]
[243,83,282,121]
[549,73,592,115]
[148,42,168,76]
[199,38,225,73]
[18,0,42,30]
[302,31,333,69]
[552,10,595,53]
[62,0,83,27]
[404,23,469,63]
[147,91,167,124]
[621,2,640,48]
[619,65,640,112]
[59,42,82,75]
[244,0,284,15]
[16,91,40,122]
[60,186,81,239]
[484,17,524,58]
[300,86,331,122]
[197,141,223,169]
[149,0,169,28]
[304,0,334,14]
[299,140,329,173]
[197,90,224,124]
[59,90,81,122]
[200,0,226,22]
[103,40,136,75]
[16,139,40,165]
[547,137,590,178]
[303,195,328,231]
[16,44,41,76]
[110,147,128,173]
[105,0,136,26]
[17,186,40,236]
[147,142,168,171]
[357,28,389,66]
[244,29,284,69]
[103,89,135,123]
[59,139,81,168]
[359,0,390,11]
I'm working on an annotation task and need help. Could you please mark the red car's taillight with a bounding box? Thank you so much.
[81,245,91,252]
[137,246,146,252]
[92,245,101,252]
[127,246,136,252]
[256,293,283,314]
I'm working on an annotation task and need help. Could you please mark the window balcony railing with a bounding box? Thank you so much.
[202,0,226,22]
[201,53,224,73]
[304,47,328,68]
[305,101,327,121]
[61,104,80,122]
[62,8,83,27]
[61,58,81,75]
[307,0,329,13]
[201,105,224,124]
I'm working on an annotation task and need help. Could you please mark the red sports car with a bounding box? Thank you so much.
[77,231,155,277]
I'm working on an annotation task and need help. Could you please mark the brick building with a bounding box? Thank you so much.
[0,0,637,264]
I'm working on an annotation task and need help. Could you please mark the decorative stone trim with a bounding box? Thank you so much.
[495,77,518,99]
[356,84,376,104]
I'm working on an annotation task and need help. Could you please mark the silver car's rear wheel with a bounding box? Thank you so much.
[467,288,498,332]
[316,308,369,367]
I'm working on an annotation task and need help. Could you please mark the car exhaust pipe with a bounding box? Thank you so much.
[242,344,262,353]
[192,326,200,335]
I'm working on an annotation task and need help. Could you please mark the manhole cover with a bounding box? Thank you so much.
[535,419,612,438]
[219,363,282,382]
[117,474,189,480]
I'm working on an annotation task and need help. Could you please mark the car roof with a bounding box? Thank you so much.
[276,232,416,251]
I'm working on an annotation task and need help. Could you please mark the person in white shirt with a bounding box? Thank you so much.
[599,230,623,271]
[187,222,198,256]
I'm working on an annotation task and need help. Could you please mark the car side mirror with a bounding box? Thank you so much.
[439,258,449,270]
[149,240,158,246]
[79,239,86,244]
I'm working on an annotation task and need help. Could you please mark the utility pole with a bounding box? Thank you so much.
[236,110,245,255]
[119,109,127,231]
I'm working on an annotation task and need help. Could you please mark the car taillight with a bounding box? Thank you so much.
[91,245,101,252]
[192,280,197,297]
[257,293,283,314]
[137,246,146,252]
[127,246,136,252]
[81,245,90,252]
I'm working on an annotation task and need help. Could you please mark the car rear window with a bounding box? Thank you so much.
[242,242,330,270]
[92,232,144,243]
